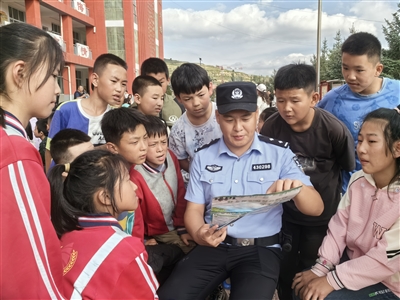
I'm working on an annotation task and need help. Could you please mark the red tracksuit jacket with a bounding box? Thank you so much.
[1,112,65,299]
[61,215,159,299]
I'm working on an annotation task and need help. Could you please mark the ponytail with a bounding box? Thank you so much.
[0,107,4,127]
[48,150,130,237]
[48,164,80,237]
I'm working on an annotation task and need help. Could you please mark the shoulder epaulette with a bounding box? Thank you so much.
[195,138,220,153]
[258,135,289,148]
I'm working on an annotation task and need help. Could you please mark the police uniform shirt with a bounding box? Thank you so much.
[186,133,312,238]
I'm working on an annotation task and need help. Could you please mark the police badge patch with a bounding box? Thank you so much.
[293,156,304,172]
[205,165,223,172]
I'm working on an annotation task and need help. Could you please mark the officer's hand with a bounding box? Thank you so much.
[266,179,302,194]
[195,224,227,247]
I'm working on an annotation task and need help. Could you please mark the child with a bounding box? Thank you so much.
[140,57,183,127]
[50,129,94,165]
[169,63,222,174]
[101,108,184,285]
[131,115,194,253]
[34,118,49,169]
[317,32,400,194]
[48,150,158,299]
[256,83,270,113]
[45,53,128,172]
[293,106,400,300]
[0,22,65,298]
[257,106,278,133]
[132,75,164,117]
[260,63,355,300]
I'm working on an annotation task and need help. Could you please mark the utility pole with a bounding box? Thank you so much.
[316,0,322,93]
[199,57,202,66]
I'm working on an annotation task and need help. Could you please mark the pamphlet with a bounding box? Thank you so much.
[211,186,302,228]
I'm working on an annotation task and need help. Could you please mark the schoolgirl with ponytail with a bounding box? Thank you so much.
[48,150,158,299]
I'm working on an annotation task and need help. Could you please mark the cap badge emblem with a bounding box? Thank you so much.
[231,88,243,100]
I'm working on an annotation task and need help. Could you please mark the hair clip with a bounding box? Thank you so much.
[64,163,70,173]
[394,107,400,115]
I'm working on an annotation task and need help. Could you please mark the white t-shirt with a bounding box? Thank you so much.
[168,102,222,163]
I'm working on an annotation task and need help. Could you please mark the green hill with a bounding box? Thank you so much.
[164,58,271,87]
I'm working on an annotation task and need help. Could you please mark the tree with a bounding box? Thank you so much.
[381,3,400,79]
[326,30,343,80]
[311,38,330,81]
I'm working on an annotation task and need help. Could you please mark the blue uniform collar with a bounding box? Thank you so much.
[78,213,122,230]
[217,132,262,158]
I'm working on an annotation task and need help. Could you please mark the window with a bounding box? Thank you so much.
[106,27,125,60]
[73,31,80,44]
[76,70,82,88]
[8,7,25,23]
[104,0,123,20]
[51,23,61,34]
[42,26,49,31]
[133,0,137,24]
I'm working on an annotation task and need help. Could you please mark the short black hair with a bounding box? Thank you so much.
[93,53,128,76]
[274,64,316,94]
[171,63,210,97]
[36,118,48,136]
[145,115,168,138]
[132,75,162,98]
[101,107,148,145]
[50,129,91,165]
[260,107,278,122]
[341,32,381,62]
[141,58,169,79]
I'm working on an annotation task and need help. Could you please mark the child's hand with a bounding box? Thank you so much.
[180,233,194,246]
[266,179,302,194]
[145,238,158,246]
[292,270,318,296]
[299,276,333,300]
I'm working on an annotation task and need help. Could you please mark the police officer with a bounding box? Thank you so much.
[158,82,324,300]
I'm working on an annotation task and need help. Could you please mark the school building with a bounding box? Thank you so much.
[0,0,164,100]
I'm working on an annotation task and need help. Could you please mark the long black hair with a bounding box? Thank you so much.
[48,150,130,237]
[362,104,400,189]
[0,23,64,127]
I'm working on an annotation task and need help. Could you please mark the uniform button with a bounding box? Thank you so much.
[209,179,213,183]
[234,180,238,184]
[230,223,234,227]
[260,178,264,182]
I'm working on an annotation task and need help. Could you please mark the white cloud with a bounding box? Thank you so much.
[163,1,394,76]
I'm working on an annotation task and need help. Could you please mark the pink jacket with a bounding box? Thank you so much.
[312,170,400,296]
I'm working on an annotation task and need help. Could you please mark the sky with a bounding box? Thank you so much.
[161,0,399,76]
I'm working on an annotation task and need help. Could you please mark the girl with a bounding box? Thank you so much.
[0,23,65,298]
[49,150,158,299]
[293,106,400,300]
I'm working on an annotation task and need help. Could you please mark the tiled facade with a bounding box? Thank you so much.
[0,0,164,99]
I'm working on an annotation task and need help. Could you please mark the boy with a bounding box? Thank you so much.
[169,63,222,174]
[131,115,194,254]
[140,57,183,127]
[158,82,324,300]
[260,64,355,300]
[317,32,400,193]
[132,75,164,117]
[49,129,94,165]
[45,53,128,172]
[101,108,183,284]
[34,118,49,169]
